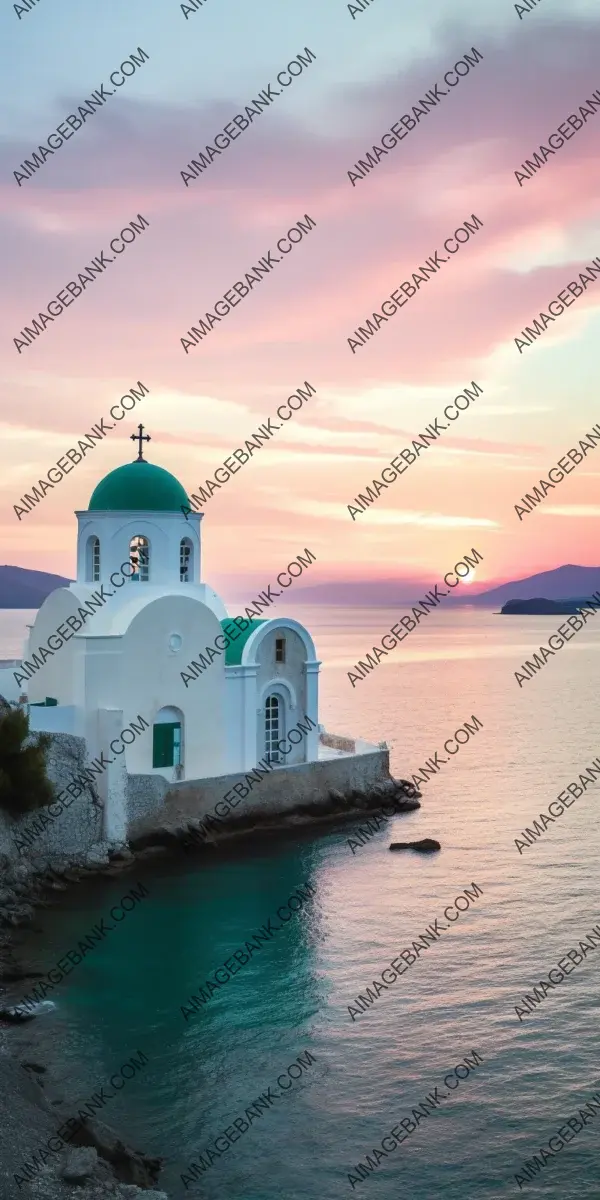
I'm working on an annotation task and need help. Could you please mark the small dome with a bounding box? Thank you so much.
[220,618,266,664]
[88,461,190,512]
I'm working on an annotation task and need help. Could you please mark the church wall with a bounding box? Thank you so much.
[224,672,245,772]
[254,626,309,765]
[224,667,259,772]
[118,595,228,779]
[80,637,123,760]
[127,746,390,838]
[18,586,93,711]
[0,664,22,703]
[29,704,78,734]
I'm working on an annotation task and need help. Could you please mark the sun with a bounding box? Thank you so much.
[461,570,476,586]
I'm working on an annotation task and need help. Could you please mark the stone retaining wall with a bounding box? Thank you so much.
[0,731,391,860]
[128,746,390,838]
[319,730,356,752]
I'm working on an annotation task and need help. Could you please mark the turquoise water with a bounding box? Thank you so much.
[10,605,600,1198]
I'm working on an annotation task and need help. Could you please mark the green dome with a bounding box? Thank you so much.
[88,461,190,512]
[220,618,266,664]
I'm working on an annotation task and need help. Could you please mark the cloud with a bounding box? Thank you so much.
[272,494,501,527]
[3,16,600,396]
[542,505,600,517]
[2,11,600,580]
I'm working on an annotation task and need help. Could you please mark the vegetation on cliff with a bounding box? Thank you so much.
[0,701,54,818]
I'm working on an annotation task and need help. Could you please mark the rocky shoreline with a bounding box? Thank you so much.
[0,774,421,1199]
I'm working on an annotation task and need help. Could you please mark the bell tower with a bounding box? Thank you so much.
[74,430,203,588]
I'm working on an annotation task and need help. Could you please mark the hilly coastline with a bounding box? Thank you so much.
[4,562,600,610]
[500,596,599,615]
[467,564,600,607]
[281,563,600,607]
[0,566,72,609]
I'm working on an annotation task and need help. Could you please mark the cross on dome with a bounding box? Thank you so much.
[130,424,151,462]
[88,431,190,512]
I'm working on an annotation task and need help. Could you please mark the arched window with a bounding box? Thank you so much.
[129,535,149,582]
[265,694,283,764]
[180,538,193,582]
[86,536,101,583]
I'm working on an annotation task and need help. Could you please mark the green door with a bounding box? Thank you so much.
[152,722,181,768]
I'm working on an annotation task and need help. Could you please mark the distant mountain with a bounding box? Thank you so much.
[466,565,600,607]
[500,596,600,615]
[0,566,72,609]
[291,565,600,607]
[282,578,436,606]
[3,561,600,613]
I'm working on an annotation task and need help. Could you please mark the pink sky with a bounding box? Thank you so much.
[1,1,599,593]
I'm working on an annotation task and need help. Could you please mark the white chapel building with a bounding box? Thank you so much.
[3,431,321,789]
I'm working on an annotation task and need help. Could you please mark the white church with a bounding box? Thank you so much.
[1,430,322,788]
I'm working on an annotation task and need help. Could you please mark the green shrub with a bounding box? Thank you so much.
[0,702,55,819]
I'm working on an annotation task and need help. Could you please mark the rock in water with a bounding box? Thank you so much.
[0,999,56,1022]
[389,838,441,853]
[0,1006,36,1023]
[392,798,421,812]
[61,1147,99,1182]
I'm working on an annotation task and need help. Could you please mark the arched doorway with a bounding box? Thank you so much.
[152,705,183,771]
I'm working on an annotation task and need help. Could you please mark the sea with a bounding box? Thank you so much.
[3,603,600,1200]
